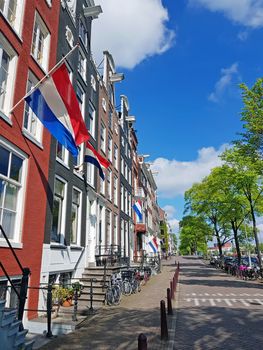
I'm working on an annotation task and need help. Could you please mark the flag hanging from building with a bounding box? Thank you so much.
[149,237,158,253]
[84,142,110,180]
[133,200,142,221]
[25,63,89,157]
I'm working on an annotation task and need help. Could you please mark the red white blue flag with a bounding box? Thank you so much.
[149,237,158,253]
[84,142,110,180]
[25,63,89,156]
[133,199,143,221]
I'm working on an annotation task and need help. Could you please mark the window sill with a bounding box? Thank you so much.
[56,157,70,169]
[70,245,83,250]
[0,111,13,126]
[0,12,23,43]
[22,129,43,149]
[50,244,67,250]
[0,241,23,249]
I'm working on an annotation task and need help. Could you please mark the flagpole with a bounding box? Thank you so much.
[9,43,79,114]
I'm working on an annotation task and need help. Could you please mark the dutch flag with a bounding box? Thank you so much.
[25,63,89,157]
[133,200,143,221]
[149,237,158,253]
[84,142,110,180]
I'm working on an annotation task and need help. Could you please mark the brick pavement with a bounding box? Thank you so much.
[38,258,177,350]
[173,256,263,350]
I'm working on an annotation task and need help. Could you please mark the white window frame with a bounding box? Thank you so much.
[0,0,24,34]
[22,70,43,145]
[70,187,82,246]
[100,176,105,196]
[108,135,112,162]
[100,123,106,153]
[114,214,118,245]
[114,176,118,206]
[0,32,17,121]
[88,101,96,138]
[31,11,50,72]
[56,141,69,167]
[114,145,118,170]
[0,138,28,245]
[86,162,95,187]
[107,168,112,201]
[51,176,67,245]
[78,48,86,82]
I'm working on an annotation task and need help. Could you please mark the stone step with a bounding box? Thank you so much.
[24,339,35,350]
[1,309,17,327]
[7,320,21,336]
[14,329,28,347]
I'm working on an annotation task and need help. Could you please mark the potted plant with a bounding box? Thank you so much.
[52,286,74,317]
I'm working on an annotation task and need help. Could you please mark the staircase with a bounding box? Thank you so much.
[79,266,125,308]
[0,300,34,350]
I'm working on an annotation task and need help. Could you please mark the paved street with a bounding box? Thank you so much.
[38,258,176,350]
[174,256,263,350]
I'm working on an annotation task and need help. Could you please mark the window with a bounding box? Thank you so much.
[23,71,43,143]
[124,163,127,180]
[114,176,118,206]
[106,209,111,246]
[120,185,124,211]
[128,193,131,216]
[108,109,113,129]
[56,142,69,166]
[107,168,112,201]
[86,162,94,187]
[0,142,27,242]
[113,214,118,245]
[102,98,106,112]
[51,177,67,244]
[0,33,17,118]
[78,49,86,81]
[0,278,21,308]
[124,189,127,214]
[70,188,81,245]
[114,145,118,170]
[100,176,105,195]
[79,19,87,47]
[0,0,24,34]
[31,12,50,71]
[100,124,106,153]
[67,0,76,20]
[88,102,95,138]
[108,135,112,161]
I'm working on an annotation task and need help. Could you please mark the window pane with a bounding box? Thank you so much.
[2,209,16,239]
[55,179,64,197]
[70,204,78,244]
[51,198,60,243]
[0,179,5,207]
[4,182,18,210]
[0,145,9,176]
[0,48,10,110]
[10,154,23,182]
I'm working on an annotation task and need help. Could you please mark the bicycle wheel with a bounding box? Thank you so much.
[105,287,114,305]
[112,285,122,305]
[122,280,132,295]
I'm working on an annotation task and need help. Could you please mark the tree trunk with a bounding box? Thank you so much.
[231,221,241,265]
[214,229,223,257]
[250,204,262,268]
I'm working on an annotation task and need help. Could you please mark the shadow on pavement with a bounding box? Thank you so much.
[39,306,166,350]
[174,306,263,350]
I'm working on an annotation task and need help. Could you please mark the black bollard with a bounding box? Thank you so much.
[160,300,168,340]
[167,288,173,315]
[138,333,147,350]
[170,280,174,299]
[46,284,53,338]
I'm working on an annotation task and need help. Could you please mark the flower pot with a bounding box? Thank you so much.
[62,299,72,307]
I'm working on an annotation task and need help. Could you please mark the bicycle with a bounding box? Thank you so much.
[105,273,122,306]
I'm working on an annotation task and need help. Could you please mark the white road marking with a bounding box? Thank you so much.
[240,293,250,296]
[230,293,236,296]
[192,293,196,296]
[254,294,263,297]
[216,299,221,303]
[254,299,263,305]
[201,298,206,302]
[209,299,216,306]
[224,299,232,306]
[217,293,223,296]
[240,299,249,307]
[194,298,200,306]
[204,293,209,296]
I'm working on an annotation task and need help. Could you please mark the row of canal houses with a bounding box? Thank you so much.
[0,0,165,328]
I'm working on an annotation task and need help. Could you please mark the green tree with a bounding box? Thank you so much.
[221,147,263,267]
[179,215,212,255]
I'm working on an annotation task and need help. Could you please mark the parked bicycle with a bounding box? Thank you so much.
[105,273,122,306]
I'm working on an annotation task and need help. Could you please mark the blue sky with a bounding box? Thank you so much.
[92,0,263,233]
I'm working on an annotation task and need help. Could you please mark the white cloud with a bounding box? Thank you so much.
[92,0,175,69]
[237,30,249,41]
[163,205,176,219]
[152,144,228,198]
[208,63,239,103]
[189,0,263,28]
[162,205,180,233]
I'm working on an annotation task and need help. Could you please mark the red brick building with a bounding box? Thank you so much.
[0,0,60,319]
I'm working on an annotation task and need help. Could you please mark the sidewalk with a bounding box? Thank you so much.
[37,258,177,350]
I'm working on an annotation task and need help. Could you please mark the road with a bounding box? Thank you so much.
[173,256,263,350]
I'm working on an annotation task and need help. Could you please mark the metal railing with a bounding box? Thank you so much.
[0,225,30,328]
[95,244,130,267]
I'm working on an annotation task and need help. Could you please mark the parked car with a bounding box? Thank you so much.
[210,256,219,265]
